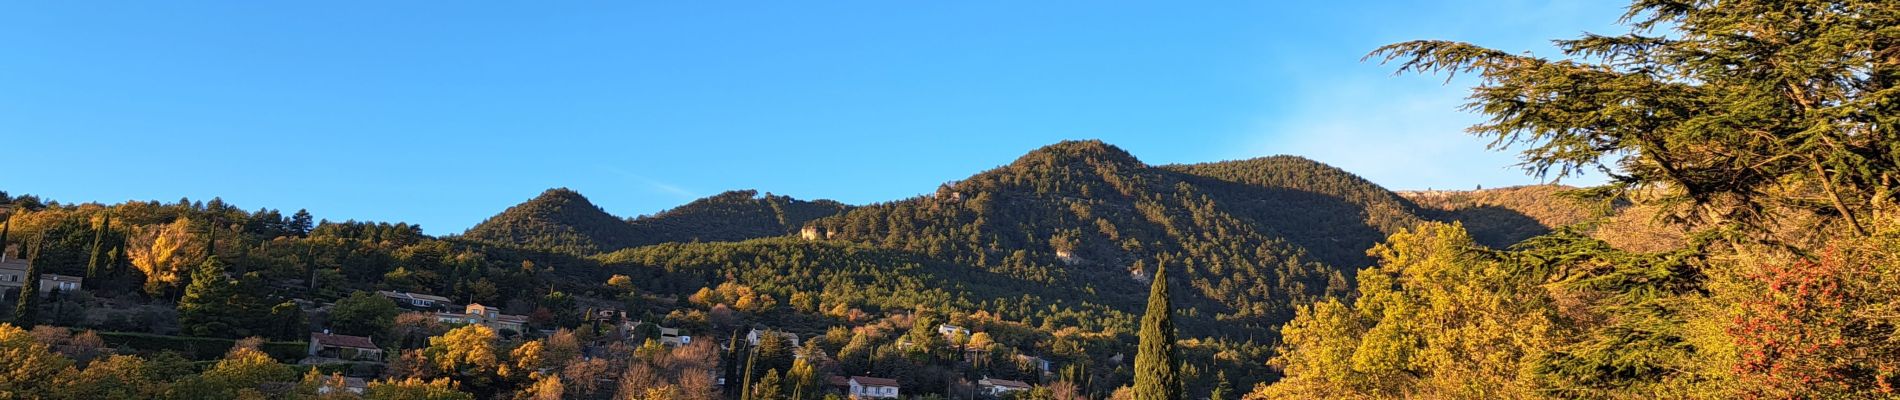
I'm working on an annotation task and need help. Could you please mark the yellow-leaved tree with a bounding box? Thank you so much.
[127,217,201,297]
[1256,222,1554,399]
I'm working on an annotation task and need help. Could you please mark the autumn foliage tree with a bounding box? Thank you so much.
[127,218,201,297]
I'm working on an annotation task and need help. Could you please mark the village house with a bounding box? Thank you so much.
[746,328,799,347]
[1016,354,1054,375]
[435,303,528,332]
[377,290,453,310]
[937,324,970,339]
[316,377,369,395]
[622,321,694,347]
[847,376,901,399]
[0,247,83,301]
[309,332,383,361]
[977,377,1033,396]
[658,326,692,347]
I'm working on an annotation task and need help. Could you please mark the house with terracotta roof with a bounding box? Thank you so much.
[847,376,901,399]
[309,332,383,361]
[978,377,1033,396]
[377,290,453,309]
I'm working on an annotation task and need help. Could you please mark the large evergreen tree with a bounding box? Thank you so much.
[1133,265,1181,400]
[14,234,43,328]
[86,213,111,279]
[0,219,9,258]
[177,257,243,337]
[1370,0,1900,239]
[289,209,313,237]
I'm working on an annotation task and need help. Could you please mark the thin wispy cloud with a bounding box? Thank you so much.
[599,165,699,200]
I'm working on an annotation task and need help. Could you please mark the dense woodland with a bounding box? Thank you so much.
[3,0,1897,398]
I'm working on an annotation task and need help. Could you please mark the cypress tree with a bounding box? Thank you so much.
[86,213,111,278]
[14,233,43,327]
[1209,371,1231,400]
[0,219,9,259]
[742,343,759,400]
[1133,264,1182,400]
[110,235,129,277]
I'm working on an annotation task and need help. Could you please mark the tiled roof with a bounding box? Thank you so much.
[851,376,900,387]
[980,378,1032,389]
[408,293,452,302]
[312,332,379,349]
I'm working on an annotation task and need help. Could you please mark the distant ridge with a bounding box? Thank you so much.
[463,188,850,253]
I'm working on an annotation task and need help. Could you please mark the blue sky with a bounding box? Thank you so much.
[1,1,1624,234]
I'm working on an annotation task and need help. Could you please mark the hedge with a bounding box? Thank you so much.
[97,331,308,361]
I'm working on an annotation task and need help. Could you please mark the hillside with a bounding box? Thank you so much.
[1163,156,1426,265]
[461,188,637,253]
[465,142,1591,339]
[627,189,851,245]
[801,140,1367,333]
[463,189,850,253]
[1401,185,1605,248]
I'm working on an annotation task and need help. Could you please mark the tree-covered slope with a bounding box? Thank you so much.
[462,188,636,254]
[1163,156,1428,264]
[463,189,850,254]
[627,190,850,246]
[802,140,1354,332]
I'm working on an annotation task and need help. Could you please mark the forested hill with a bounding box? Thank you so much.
[802,140,1366,331]
[462,188,850,253]
[627,190,851,245]
[1162,156,1427,266]
[463,140,1607,339]
[461,188,635,253]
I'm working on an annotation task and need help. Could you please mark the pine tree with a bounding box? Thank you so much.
[13,233,44,328]
[290,209,314,237]
[754,369,784,400]
[1134,265,1182,400]
[86,213,111,279]
[178,257,242,337]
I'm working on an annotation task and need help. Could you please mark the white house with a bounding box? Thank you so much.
[628,322,694,347]
[746,328,799,347]
[435,303,528,332]
[0,249,83,301]
[658,326,692,347]
[848,376,901,399]
[937,324,970,339]
[977,377,1033,396]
